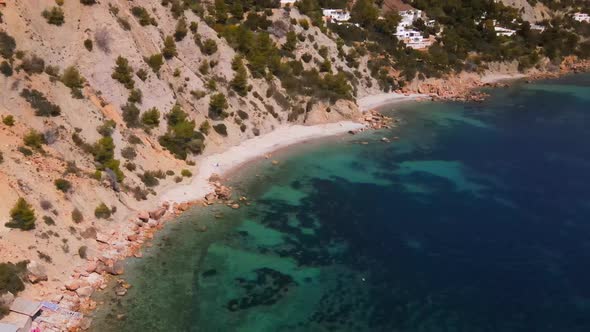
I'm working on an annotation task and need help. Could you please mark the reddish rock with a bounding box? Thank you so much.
[65,280,81,291]
[149,207,167,220]
[76,286,94,298]
[137,211,150,222]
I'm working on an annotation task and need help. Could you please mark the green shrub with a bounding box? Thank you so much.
[97,120,116,137]
[162,36,177,59]
[230,56,248,96]
[141,107,160,129]
[2,115,15,126]
[0,31,16,59]
[139,171,160,187]
[112,56,135,89]
[128,89,142,104]
[122,103,140,127]
[45,65,60,77]
[72,208,83,223]
[42,6,65,26]
[23,130,45,151]
[158,104,205,159]
[181,169,192,177]
[144,53,163,73]
[20,89,61,117]
[200,39,218,55]
[54,178,71,193]
[174,18,188,41]
[213,123,228,136]
[0,151,3,164]
[84,39,93,51]
[136,68,148,81]
[0,261,27,296]
[5,198,36,230]
[199,120,210,135]
[128,134,142,145]
[208,93,228,119]
[61,66,85,89]
[0,61,12,77]
[94,203,111,219]
[131,6,157,26]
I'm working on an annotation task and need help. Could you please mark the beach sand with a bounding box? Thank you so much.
[357,93,430,112]
[160,121,365,205]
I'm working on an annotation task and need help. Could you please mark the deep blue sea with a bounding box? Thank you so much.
[92,74,590,332]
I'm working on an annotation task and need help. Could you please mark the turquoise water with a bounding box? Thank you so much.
[91,74,590,331]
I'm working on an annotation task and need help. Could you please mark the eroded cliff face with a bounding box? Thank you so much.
[0,0,373,299]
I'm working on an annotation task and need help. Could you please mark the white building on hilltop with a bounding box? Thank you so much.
[322,9,351,22]
[573,12,590,23]
[279,0,296,6]
[394,9,435,50]
[494,26,516,36]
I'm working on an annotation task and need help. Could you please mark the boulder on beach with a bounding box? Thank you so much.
[76,286,94,298]
[137,211,150,222]
[27,260,48,284]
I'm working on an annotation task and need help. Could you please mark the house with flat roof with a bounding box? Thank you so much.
[322,9,351,22]
[573,12,590,23]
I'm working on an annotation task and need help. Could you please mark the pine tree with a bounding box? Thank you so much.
[230,56,249,96]
[5,198,36,230]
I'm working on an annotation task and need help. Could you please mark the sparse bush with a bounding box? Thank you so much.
[112,56,135,89]
[2,115,15,126]
[84,39,93,51]
[121,146,137,160]
[162,36,177,59]
[80,0,97,5]
[37,251,52,263]
[124,162,136,171]
[72,208,83,223]
[213,123,228,136]
[139,171,160,187]
[200,39,218,55]
[17,146,33,157]
[181,169,192,177]
[94,28,111,53]
[42,6,65,26]
[23,130,45,151]
[20,54,45,74]
[43,216,56,226]
[97,120,116,137]
[144,53,163,73]
[54,178,71,193]
[61,66,85,90]
[40,200,53,210]
[136,68,148,81]
[191,90,206,99]
[0,61,12,77]
[131,6,157,26]
[199,120,210,135]
[45,65,60,78]
[128,134,142,145]
[94,203,111,219]
[20,89,61,116]
[301,53,312,63]
[5,198,36,230]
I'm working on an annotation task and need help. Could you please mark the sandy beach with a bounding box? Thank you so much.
[357,93,430,112]
[160,121,365,205]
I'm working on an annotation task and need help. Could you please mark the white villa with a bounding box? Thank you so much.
[573,12,590,23]
[394,9,435,50]
[494,26,516,37]
[322,9,351,22]
[530,24,545,32]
